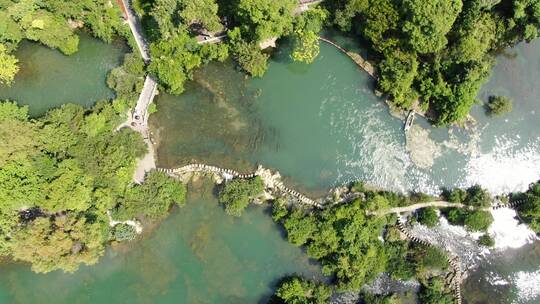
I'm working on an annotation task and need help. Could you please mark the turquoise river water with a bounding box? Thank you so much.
[0,32,539,303]
[0,32,125,117]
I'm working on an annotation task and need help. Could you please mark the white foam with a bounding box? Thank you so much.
[487,272,510,286]
[409,217,484,269]
[488,208,538,249]
[461,136,540,194]
[513,269,540,303]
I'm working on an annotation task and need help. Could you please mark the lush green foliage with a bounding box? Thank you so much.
[445,208,494,232]
[148,0,222,39]
[0,43,19,85]
[403,0,463,54]
[290,8,328,64]
[233,0,296,42]
[487,95,513,116]
[112,171,187,220]
[478,233,495,247]
[418,277,454,304]
[464,210,494,231]
[274,277,331,304]
[272,185,456,296]
[516,181,540,233]
[144,0,230,93]
[0,101,184,272]
[279,197,391,290]
[148,32,202,94]
[0,0,128,54]
[228,28,269,77]
[11,214,108,273]
[358,292,404,304]
[111,223,138,242]
[411,244,449,277]
[329,0,540,124]
[443,184,492,207]
[416,207,440,227]
[107,52,146,107]
[218,177,264,216]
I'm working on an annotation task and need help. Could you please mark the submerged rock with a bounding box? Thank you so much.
[405,124,442,169]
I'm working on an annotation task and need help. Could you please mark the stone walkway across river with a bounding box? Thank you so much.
[397,218,463,304]
[157,164,324,208]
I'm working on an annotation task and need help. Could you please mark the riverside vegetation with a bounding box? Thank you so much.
[132,0,540,124]
[2,0,539,122]
[326,0,540,125]
[0,0,187,273]
[217,178,540,303]
[1,0,540,303]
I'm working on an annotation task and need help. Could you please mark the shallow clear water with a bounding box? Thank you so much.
[0,181,320,303]
[151,38,540,196]
[2,31,539,303]
[150,36,540,303]
[0,32,125,117]
[463,242,540,304]
[151,41,408,196]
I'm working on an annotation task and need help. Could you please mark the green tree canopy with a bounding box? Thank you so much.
[0,43,19,85]
[403,0,463,54]
[148,32,202,94]
[218,177,264,216]
[274,277,331,304]
[234,0,296,42]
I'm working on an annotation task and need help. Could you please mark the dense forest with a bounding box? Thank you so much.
[128,0,540,124]
[0,0,187,273]
[2,0,540,123]
[327,0,540,124]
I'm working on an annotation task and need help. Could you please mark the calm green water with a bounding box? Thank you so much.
[463,242,540,304]
[0,181,320,303]
[151,36,540,303]
[151,39,405,195]
[151,37,540,197]
[0,32,125,117]
[2,31,539,303]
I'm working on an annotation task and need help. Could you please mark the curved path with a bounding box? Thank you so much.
[397,218,463,304]
[372,199,528,216]
[119,0,150,61]
[157,164,324,208]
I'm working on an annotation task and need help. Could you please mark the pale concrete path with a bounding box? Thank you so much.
[120,0,150,61]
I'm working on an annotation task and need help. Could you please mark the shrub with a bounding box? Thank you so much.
[411,245,449,277]
[271,198,289,222]
[464,210,493,232]
[218,177,264,216]
[478,234,495,247]
[464,185,492,207]
[487,96,512,116]
[112,223,137,242]
[444,207,466,225]
[442,188,466,204]
[274,277,331,304]
[416,207,439,227]
[418,277,454,304]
